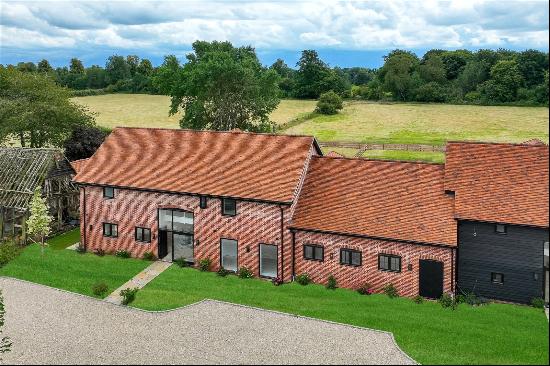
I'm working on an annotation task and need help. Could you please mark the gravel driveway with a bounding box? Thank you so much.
[0,277,415,365]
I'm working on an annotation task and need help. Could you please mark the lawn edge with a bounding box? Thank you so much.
[0,276,418,365]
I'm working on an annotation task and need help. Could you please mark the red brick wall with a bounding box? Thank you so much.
[80,186,295,281]
[293,230,455,297]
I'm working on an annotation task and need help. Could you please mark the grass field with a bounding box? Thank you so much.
[132,266,549,365]
[46,228,80,250]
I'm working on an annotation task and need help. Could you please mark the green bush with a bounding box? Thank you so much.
[115,250,131,258]
[198,258,212,272]
[531,297,545,309]
[383,283,399,298]
[120,288,139,305]
[173,257,189,268]
[357,282,373,295]
[0,240,21,267]
[326,275,337,290]
[439,293,458,310]
[91,282,109,297]
[70,88,106,97]
[413,295,424,304]
[295,273,311,286]
[217,267,230,277]
[238,266,254,279]
[142,251,156,261]
[315,90,343,115]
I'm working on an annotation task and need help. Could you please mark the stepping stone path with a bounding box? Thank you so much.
[104,261,172,305]
[66,243,80,250]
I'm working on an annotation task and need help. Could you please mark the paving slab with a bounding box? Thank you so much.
[0,277,416,365]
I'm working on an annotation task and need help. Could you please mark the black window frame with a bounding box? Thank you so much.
[102,222,118,238]
[378,254,402,273]
[103,186,115,199]
[491,272,504,284]
[303,244,324,262]
[135,227,151,243]
[495,224,507,234]
[221,198,237,216]
[199,195,208,209]
[340,248,362,267]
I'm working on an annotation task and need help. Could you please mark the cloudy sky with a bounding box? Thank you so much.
[0,0,548,68]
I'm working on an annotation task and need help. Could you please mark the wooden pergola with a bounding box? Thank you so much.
[0,148,79,243]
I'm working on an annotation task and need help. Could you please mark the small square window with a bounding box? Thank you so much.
[103,223,118,238]
[340,249,361,267]
[222,198,237,216]
[103,187,115,199]
[495,224,507,234]
[135,227,151,243]
[199,196,208,209]
[378,254,401,273]
[304,244,324,261]
[491,272,504,284]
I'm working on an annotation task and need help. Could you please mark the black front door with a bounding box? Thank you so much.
[419,259,444,298]
[158,230,168,259]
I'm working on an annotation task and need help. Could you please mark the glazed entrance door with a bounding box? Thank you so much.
[173,233,194,262]
[158,208,194,263]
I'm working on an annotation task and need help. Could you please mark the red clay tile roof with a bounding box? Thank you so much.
[445,142,549,227]
[291,157,457,246]
[70,158,90,174]
[326,151,345,158]
[73,127,319,203]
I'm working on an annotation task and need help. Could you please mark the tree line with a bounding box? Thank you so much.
[5,47,548,106]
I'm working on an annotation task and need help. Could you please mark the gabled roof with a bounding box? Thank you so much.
[70,158,90,175]
[73,127,320,203]
[445,141,549,228]
[291,157,457,246]
[0,148,71,210]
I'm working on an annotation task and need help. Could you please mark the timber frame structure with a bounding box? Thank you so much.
[0,148,79,243]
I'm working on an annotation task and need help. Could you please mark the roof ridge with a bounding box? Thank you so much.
[447,140,549,148]
[113,126,315,140]
[314,155,444,166]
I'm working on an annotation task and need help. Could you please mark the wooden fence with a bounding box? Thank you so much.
[318,141,446,152]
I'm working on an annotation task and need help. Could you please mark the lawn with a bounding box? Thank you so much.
[72,94,317,128]
[0,244,150,298]
[285,101,549,145]
[46,228,80,250]
[132,267,549,365]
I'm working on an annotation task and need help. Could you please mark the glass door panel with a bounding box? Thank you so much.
[173,233,194,262]
[260,244,278,278]
[221,239,238,272]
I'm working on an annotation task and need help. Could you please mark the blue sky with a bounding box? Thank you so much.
[0,0,548,68]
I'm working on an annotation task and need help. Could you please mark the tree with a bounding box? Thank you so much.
[480,60,524,102]
[105,55,130,84]
[441,50,473,79]
[270,59,296,97]
[418,55,446,83]
[64,125,109,161]
[137,59,154,76]
[126,55,140,76]
[294,50,347,98]
[0,68,95,147]
[85,65,107,89]
[0,290,12,356]
[69,58,85,74]
[37,59,53,73]
[457,61,490,94]
[26,187,53,255]
[379,50,419,101]
[415,82,446,102]
[16,62,36,73]
[315,90,343,114]
[516,49,549,87]
[152,55,181,95]
[163,41,280,132]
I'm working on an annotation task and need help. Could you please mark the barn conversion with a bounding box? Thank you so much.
[73,127,549,303]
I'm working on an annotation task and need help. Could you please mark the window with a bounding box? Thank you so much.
[222,198,237,216]
[135,227,151,243]
[491,272,504,284]
[220,238,238,272]
[495,224,507,234]
[303,244,324,261]
[199,196,208,209]
[260,244,278,278]
[340,248,361,266]
[379,254,401,273]
[103,187,115,199]
[103,223,118,238]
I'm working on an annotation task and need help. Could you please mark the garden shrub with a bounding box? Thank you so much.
[326,275,337,290]
[142,251,156,261]
[272,277,283,286]
[531,297,545,309]
[315,90,343,115]
[383,283,399,298]
[70,88,106,97]
[198,258,212,272]
[457,291,488,306]
[357,282,373,295]
[295,273,311,286]
[94,248,105,257]
[0,240,20,267]
[439,293,458,310]
[115,250,131,258]
[173,257,189,268]
[120,288,139,305]
[413,295,424,304]
[91,282,109,297]
[217,267,230,277]
[238,266,254,279]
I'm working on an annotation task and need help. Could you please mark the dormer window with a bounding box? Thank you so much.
[103,187,115,199]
